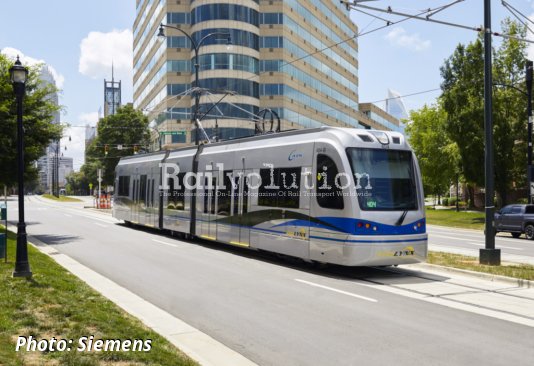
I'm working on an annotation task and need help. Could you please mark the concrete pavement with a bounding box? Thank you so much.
[7,195,534,365]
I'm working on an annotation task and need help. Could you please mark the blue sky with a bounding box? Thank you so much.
[1,0,534,170]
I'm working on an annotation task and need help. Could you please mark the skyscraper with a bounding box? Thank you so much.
[386,88,408,121]
[36,65,61,193]
[104,65,121,117]
[133,0,393,148]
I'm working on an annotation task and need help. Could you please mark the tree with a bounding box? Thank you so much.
[83,104,150,186]
[405,104,456,201]
[65,171,90,195]
[0,53,62,187]
[440,19,530,206]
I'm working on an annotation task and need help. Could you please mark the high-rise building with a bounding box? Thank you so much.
[36,65,61,193]
[133,0,394,148]
[104,65,121,117]
[385,88,408,130]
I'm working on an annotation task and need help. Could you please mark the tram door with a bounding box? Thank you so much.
[229,170,250,247]
[200,176,217,240]
[131,173,140,224]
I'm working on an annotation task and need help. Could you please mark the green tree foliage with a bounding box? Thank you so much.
[0,53,62,187]
[439,19,529,205]
[65,171,89,195]
[83,104,150,186]
[405,105,457,197]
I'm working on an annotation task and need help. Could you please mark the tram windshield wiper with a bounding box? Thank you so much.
[395,210,408,226]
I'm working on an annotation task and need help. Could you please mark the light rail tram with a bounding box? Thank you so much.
[113,127,427,266]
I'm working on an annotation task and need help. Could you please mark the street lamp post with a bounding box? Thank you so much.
[157,24,230,145]
[481,0,500,266]
[526,60,533,203]
[9,56,32,278]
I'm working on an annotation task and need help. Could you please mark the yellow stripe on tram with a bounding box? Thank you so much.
[200,235,216,241]
[229,241,249,248]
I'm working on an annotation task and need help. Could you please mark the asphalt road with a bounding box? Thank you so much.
[5,196,534,366]
[428,224,534,264]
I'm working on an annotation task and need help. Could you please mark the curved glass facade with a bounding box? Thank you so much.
[192,28,259,51]
[192,4,259,26]
[199,53,258,73]
[200,78,259,98]
[198,102,259,121]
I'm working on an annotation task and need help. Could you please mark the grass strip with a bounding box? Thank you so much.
[0,227,197,366]
[41,194,82,203]
[425,208,485,230]
[428,251,534,281]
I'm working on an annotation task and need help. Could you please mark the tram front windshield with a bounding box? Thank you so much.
[346,148,417,211]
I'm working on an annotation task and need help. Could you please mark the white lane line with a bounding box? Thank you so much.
[63,213,73,217]
[152,239,178,248]
[499,245,523,251]
[430,234,480,242]
[95,223,108,228]
[295,279,377,303]
[469,242,484,246]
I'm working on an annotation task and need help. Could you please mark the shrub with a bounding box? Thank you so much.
[442,197,449,206]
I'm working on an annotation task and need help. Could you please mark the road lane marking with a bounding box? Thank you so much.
[498,245,523,251]
[63,213,73,217]
[152,239,178,248]
[295,279,377,303]
[95,223,108,228]
[469,242,483,246]
[430,234,481,242]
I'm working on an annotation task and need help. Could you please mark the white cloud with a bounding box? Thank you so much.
[384,27,431,51]
[78,111,100,127]
[1,47,65,88]
[79,29,133,82]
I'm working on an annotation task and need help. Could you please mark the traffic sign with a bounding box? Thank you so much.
[160,131,186,136]
[530,182,534,196]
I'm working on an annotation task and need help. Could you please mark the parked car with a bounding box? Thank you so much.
[494,204,534,239]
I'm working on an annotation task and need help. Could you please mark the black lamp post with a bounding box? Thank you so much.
[481,0,500,266]
[9,56,32,278]
[157,24,231,145]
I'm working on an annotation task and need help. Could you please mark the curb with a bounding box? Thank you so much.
[10,225,256,366]
[407,262,533,288]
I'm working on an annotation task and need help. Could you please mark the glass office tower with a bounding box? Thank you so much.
[133,0,392,148]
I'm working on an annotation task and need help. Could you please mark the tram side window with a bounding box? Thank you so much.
[278,167,300,208]
[118,176,130,197]
[167,173,185,210]
[258,168,278,207]
[316,154,344,209]
[217,170,232,216]
[258,167,301,208]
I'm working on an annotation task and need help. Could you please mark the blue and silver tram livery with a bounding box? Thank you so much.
[113,127,427,266]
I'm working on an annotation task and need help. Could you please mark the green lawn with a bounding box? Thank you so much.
[0,228,196,366]
[425,207,485,230]
[42,194,82,202]
[428,251,534,280]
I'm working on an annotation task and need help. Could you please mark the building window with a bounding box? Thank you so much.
[191,4,259,26]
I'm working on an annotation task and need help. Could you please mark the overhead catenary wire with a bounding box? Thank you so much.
[342,0,534,44]
[500,0,534,35]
